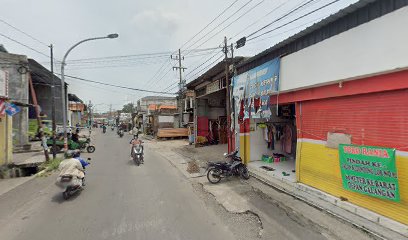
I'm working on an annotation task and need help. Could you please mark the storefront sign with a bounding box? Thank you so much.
[0,70,9,98]
[233,58,280,98]
[233,58,280,119]
[206,80,220,94]
[339,144,399,202]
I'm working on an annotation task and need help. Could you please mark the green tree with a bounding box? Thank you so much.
[122,103,135,113]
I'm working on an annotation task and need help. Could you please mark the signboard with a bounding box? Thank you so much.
[0,70,8,98]
[206,80,220,94]
[339,144,399,202]
[233,58,280,98]
[233,58,280,119]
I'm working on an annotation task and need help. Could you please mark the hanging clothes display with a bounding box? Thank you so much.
[282,124,293,154]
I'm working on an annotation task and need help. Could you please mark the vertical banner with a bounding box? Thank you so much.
[339,144,399,202]
[0,70,8,98]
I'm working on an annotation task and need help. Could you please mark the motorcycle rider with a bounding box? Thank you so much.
[57,150,85,188]
[73,150,89,186]
[130,136,144,161]
[132,125,139,138]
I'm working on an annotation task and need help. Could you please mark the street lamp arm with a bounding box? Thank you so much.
[61,36,110,65]
[59,34,118,152]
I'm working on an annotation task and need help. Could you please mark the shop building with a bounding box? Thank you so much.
[186,57,244,147]
[233,0,408,227]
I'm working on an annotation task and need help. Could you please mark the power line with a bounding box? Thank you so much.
[58,74,177,95]
[0,18,49,47]
[63,47,221,63]
[183,0,255,55]
[245,13,330,45]
[179,0,241,49]
[230,0,290,40]
[144,60,172,88]
[0,33,49,58]
[184,0,265,56]
[246,0,317,38]
[185,50,223,78]
[185,54,225,83]
[247,0,342,41]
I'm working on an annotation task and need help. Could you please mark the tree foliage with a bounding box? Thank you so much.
[121,103,135,113]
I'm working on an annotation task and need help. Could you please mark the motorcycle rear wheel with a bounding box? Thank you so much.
[62,191,69,200]
[87,146,96,153]
[207,167,222,184]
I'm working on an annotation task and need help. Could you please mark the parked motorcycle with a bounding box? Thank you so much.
[132,142,144,166]
[206,150,250,184]
[47,136,95,153]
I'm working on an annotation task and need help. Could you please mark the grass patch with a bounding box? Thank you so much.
[40,158,62,172]
[37,158,62,177]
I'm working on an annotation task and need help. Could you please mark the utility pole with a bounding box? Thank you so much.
[49,44,57,159]
[171,49,186,127]
[109,104,112,120]
[224,36,231,152]
[230,42,235,145]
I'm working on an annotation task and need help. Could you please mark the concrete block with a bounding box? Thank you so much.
[379,216,408,237]
[297,184,338,205]
[336,200,357,214]
[355,207,380,223]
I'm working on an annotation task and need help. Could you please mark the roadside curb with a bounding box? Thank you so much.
[248,168,408,240]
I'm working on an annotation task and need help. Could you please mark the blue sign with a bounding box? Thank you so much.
[5,102,21,116]
[233,58,280,118]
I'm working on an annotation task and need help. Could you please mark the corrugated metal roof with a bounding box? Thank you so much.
[186,56,245,89]
[236,0,406,72]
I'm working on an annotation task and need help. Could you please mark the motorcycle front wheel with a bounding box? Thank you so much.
[207,167,222,184]
[86,146,96,153]
[238,165,250,180]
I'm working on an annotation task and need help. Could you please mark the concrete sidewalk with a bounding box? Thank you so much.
[151,139,407,240]
[0,176,35,197]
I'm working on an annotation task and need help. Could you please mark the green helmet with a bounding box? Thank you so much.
[64,150,76,159]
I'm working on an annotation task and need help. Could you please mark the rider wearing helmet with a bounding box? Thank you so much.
[58,150,85,187]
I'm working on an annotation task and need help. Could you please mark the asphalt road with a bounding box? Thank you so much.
[0,130,236,240]
[0,130,376,240]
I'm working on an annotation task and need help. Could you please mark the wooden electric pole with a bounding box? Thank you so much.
[224,36,231,152]
[171,49,186,127]
[49,44,57,159]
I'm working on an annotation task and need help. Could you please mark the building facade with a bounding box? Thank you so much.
[233,0,408,226]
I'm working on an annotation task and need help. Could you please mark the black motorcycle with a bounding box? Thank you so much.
[58,157,91,200]
[132,142,144,166]
[118,129,124,138]
[206,150,250,184]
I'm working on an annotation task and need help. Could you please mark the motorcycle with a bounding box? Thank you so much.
[111,126,115,131]
[132,143,144,166]
[102,128,106,134]
[57,157,91,200]
[206,150,250,184]
[46,136,95,153]
[118,129,124,138]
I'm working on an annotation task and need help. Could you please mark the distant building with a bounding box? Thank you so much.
[137,96,176,113]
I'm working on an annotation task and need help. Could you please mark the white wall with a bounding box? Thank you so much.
[158,115,174,123]
[280,6,408,92]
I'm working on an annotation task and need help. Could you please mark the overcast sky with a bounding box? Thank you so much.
[1,0,357,112]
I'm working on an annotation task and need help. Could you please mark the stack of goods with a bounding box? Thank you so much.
[261,153,286,163]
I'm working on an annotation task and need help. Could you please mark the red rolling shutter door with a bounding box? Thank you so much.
[300,89,408,148]
[298,89,408,225]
